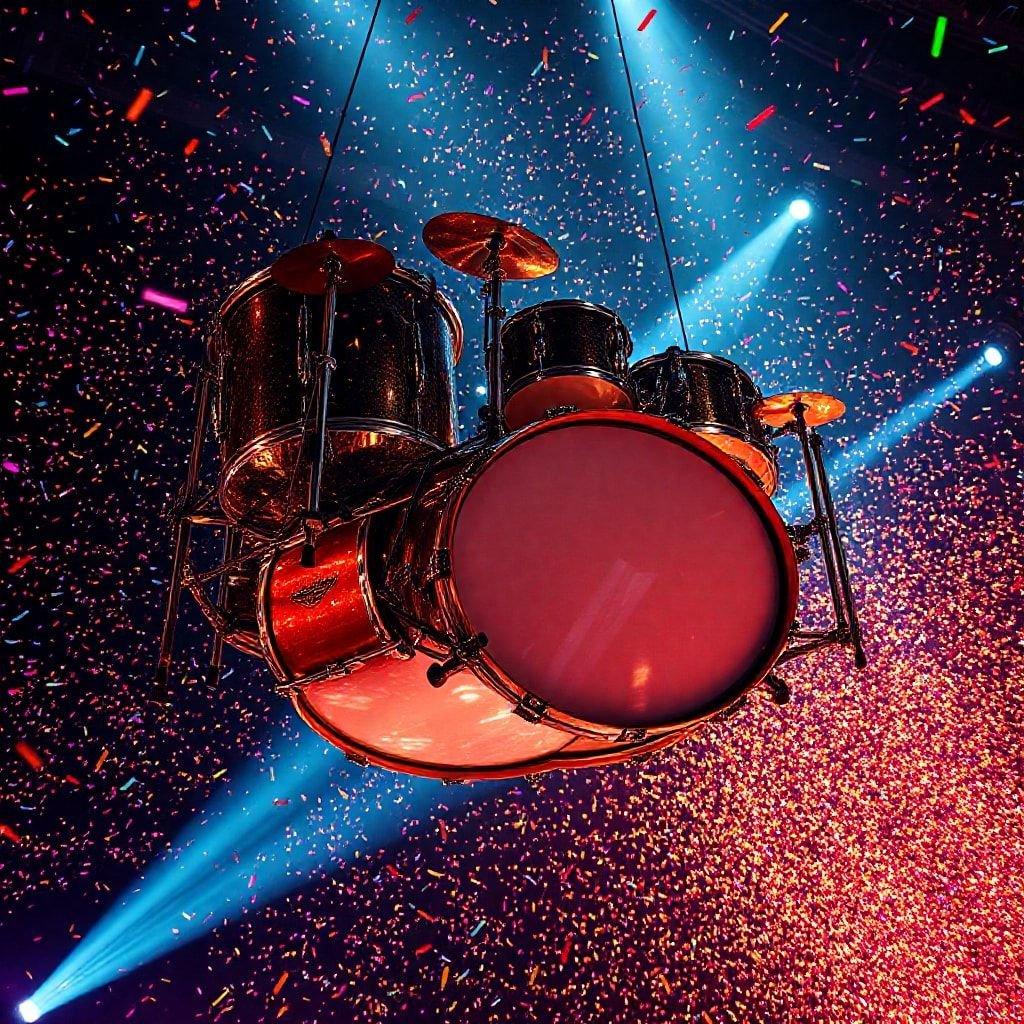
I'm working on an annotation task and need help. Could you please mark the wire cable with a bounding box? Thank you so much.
[299,0,385,243]
[609,0,690,350]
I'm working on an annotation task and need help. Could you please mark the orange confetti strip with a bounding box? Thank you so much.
[958,108,976,125]
[125,87,153,123]
[15,741,44,771]
[414,943,433,956]
[0,824,23,844]
[440,964,449,990]
[272,971,289,995]
[768,11,789,33]
[80,9,94,24]
[900,341,920,356]
[94,748,109,771]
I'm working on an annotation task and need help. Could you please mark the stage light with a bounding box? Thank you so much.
[788,197,812,221]
[982,345,1004,367]
[18,1000,42,1023]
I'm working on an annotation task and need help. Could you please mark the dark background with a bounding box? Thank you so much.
[2,1,1022,1021]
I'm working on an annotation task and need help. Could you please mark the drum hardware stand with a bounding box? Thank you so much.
[205,525,243,689]
[152,353,218,701]
[300,241,344,569]
[481,229,507,439]
[776,401,867,669]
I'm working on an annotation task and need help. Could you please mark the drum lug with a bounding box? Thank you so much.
[425,632,487,688]
[616,727,648,743]
[513,691,549,724]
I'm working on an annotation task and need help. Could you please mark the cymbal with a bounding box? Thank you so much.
[755,390,847,428]
[271,236,395,295]
[422,212,559,280]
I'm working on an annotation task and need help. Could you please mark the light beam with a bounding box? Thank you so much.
[21,723,497,1019]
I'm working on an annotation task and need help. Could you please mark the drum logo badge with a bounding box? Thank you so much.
[290,575,338,608]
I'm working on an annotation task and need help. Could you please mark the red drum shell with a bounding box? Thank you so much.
[386,410,798,738]
[258,519,392,684]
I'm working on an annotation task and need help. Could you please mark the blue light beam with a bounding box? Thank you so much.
[642,212,798,354]
[24,724,493,1018]
[776,351,1001,517]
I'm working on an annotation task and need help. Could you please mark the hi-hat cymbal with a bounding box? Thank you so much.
[422,212,559,280]
[271,236,395,295]
[755,390,847,428]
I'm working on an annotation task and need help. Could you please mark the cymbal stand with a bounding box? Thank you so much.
[153,352,217,698]
[300,251,343,567]
[482,230,507,439]
[777,402,867,669]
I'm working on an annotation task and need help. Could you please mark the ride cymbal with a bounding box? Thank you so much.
[271,236,395,295]
[754,390,847,428]
[422,212,559,280]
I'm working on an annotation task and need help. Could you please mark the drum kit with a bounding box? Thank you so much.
[154,213,866,781]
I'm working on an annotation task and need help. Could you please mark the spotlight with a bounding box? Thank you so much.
[788,197,812,221]
[982,345,1004,368]
[18,1000,42,1023]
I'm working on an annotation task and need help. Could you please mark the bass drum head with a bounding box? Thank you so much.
[447,411,798,733]
[292,651,691,780]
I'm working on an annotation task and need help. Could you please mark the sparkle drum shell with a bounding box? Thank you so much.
[386,410,798,739]
[630,349,779,494]
[257,511,686,779]
[214,266,463,535]
[499,300,634,429]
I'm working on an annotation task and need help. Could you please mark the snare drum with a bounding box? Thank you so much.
[256,503,687,779]
[386,409,798,738]
[214,266,462,535]
[630,348,779,494]
[499,300,634,429]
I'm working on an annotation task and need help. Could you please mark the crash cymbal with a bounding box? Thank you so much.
[754,390,847,428]
[422,212,559,280]
[271,236,395,295]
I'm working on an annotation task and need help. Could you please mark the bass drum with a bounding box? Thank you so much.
[214,265,462,536]
[256,510,688,779]
[386,410,798,739]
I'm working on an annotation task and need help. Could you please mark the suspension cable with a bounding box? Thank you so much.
[609,0,691,351]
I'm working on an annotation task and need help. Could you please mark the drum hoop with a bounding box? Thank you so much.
[504,365,636,400]
[255,517,395,686]
[503,298,627,334]
[690,422,780,494]
[290,684,693,780]
[216,265,465,363]
[434,409,799,737]
[218,417,447,532]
